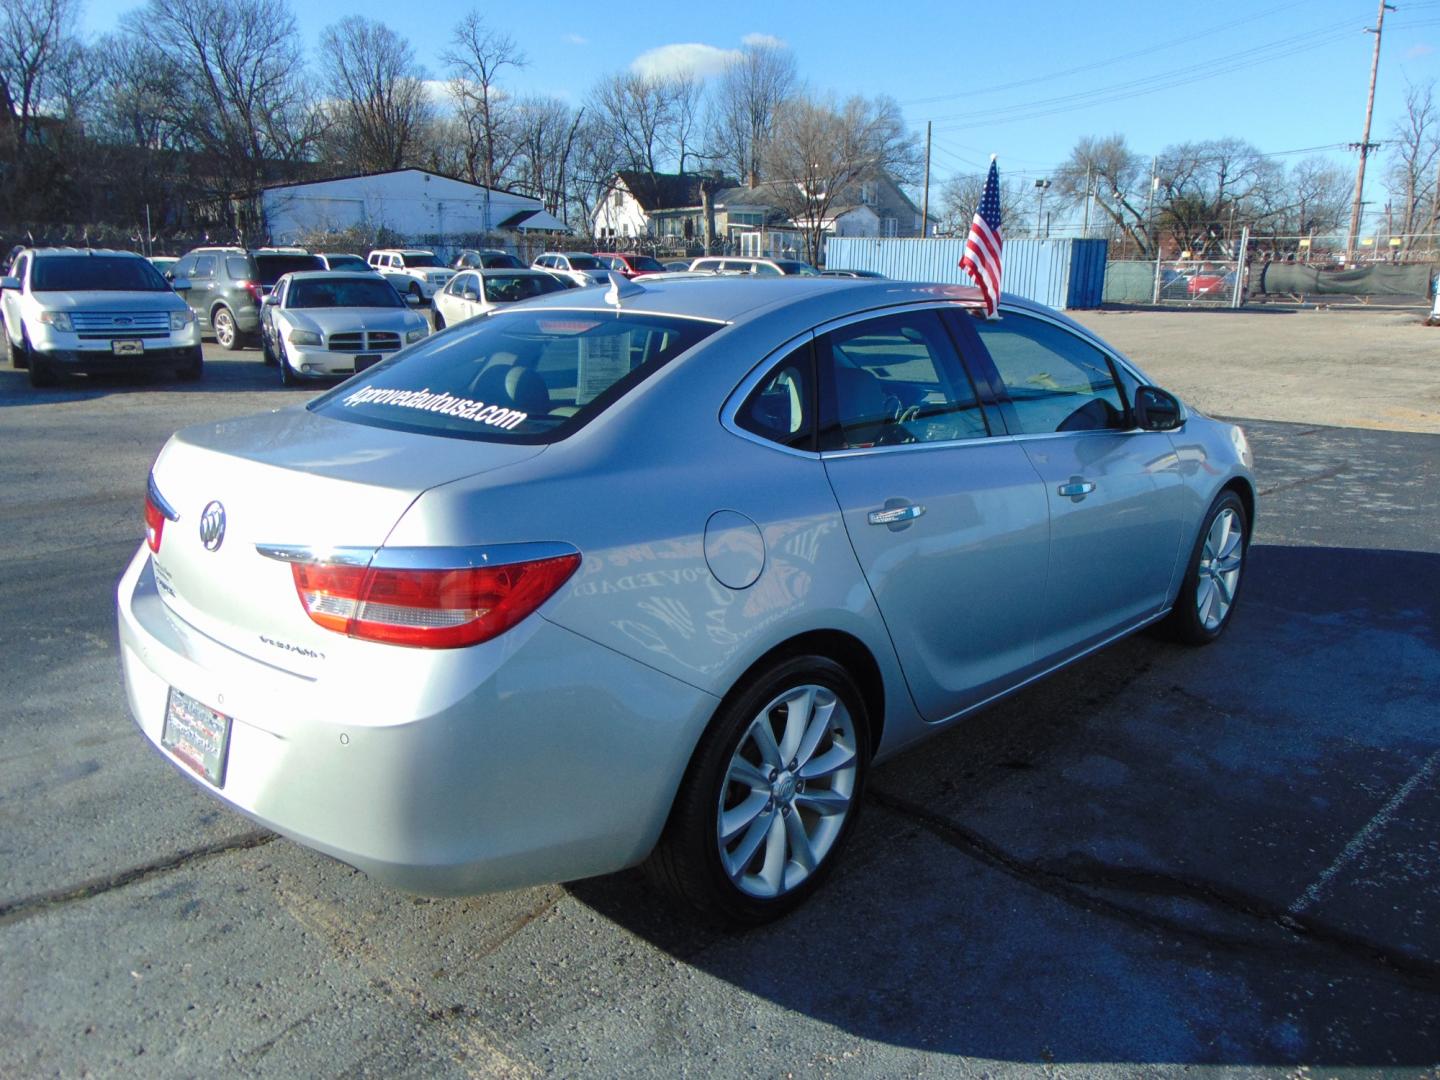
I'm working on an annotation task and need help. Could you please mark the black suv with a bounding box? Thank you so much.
[169,247,324,349]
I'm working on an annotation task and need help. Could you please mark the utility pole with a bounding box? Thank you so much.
[921,121,932,238]
[1346,0,1395,266]
[1034,178,1051,238]
[1144,155,1158,254]
[1082,164,1093,236]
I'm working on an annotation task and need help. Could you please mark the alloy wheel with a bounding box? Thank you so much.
[716,683,859,899]
[1196,507,1244,631]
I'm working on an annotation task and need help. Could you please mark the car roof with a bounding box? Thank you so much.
[495,275,989,324]
[280,270,392,282]
[465,267,554,276]
[28,247,144,258]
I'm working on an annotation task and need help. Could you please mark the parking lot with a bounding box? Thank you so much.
[1,305,1437,1077]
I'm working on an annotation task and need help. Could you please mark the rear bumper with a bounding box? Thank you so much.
[115,545,718,895]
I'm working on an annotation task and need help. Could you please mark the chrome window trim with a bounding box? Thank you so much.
[819,432,1003,460]
[256,541,580,571]
[720,328,821,460]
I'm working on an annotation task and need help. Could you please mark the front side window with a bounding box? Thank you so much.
[483,274,566,303]
[972,313,1127,434]
[736,342,815,451]
[310,309,721,444]
[818,309,987,450]
[399,253,442,268]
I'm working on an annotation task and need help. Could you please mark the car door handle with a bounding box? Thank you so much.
[868,504,926,526]
[1057,481,1096,498]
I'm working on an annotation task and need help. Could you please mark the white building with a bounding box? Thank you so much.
[261,169,569,245]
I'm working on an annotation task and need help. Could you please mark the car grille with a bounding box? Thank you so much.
[328,331,402,353]
[71,311,171,340]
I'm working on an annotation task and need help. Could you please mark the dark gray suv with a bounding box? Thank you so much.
[169,248,324,349]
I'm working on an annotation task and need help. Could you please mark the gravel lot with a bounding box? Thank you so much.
[1,306,1437,1077]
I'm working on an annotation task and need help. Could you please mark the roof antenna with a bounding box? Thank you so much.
[604,270,645,308]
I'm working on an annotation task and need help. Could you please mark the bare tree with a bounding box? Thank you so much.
[1155,137,1282,254]
[938,171,1031,238]
[510,96,583,215]
[565,111,622,232]
[1384,80,1439,247]
[1055,134,1155,252]
[317,17,433,173]
[668,70,704,176]
[762,93,922,264]
[708,40,797,186]
[0,0,85,219]
[591,71,676,178]
[443,10,526,196]
[125,0,316,232]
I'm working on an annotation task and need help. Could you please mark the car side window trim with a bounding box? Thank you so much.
[721,329,824,459]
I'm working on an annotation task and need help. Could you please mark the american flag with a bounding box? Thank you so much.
[960,158,1003,319]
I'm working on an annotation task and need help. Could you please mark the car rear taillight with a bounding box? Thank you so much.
[236,279,262,304]
[288,553,581,648]
[144,474,179,553]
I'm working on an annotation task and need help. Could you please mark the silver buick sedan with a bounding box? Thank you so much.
[118,276,1255,924]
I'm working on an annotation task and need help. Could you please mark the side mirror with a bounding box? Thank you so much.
[170,277,191,291]
[164,270,175,281]
[462,288,480,302]
[0,276,19,291]
[1133,385,1184,431]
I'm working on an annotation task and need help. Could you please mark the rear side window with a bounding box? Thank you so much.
[483,274,566,303]
[225,256,251,280]
[737,342,815,451]
[191,255,216,279]
[310,308,721,444]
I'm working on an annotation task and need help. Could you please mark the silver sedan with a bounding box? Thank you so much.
[119,276,1255,924]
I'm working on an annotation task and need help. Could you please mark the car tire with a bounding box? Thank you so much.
[26,336,55,388]
[279,338,298,387]
[6,317,28,369]
[176,346,203,381]
[3,315,19,368]
[409,283,424,307]
[433,308,446,331]
[1161,489,1248,645]
[646,655,870,925]
[212,305,241,350]
[260,331,278,366]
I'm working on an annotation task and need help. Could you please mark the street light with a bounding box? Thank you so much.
[1035,178,1051,238]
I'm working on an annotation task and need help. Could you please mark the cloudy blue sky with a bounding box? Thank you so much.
[84,0,1440,222]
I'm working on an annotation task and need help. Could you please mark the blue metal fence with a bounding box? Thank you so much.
[823,237,1108,309]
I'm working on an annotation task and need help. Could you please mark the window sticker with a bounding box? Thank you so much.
[575,334,630,406]
[341,386,528,430]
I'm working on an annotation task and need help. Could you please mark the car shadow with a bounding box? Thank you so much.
[568,543,1440,1066]
[0,353,334,405]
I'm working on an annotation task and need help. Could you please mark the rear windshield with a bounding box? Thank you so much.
[288,278,403,308]
[629,255,665,272]
[482,274,566,303]
[255,254,325,285]
[323,254,367,270]
[32,256,168,292]
[310,308,720,444]
[776,261,820,276]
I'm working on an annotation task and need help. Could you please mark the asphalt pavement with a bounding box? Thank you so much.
[1,326,1437,1077]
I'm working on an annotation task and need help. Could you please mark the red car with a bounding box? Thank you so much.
[1187,267,1233,298]
[593,252,667,278]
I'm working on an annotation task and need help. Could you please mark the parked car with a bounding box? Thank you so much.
[367,249,456,305]
[432,268,569,329]
[690,256,820,277]
[148,256,179,276]
[593,252,667,278]
[120,277,1254,925]
[2,247,202,386]
[662,259,693,272]
[259,270,430,385]
[821,268,888,279]
[316,253,373,273]
[169,247,324,349]
[531,251,612,287]
[453,249,525,271]
[1187,266,1231,299]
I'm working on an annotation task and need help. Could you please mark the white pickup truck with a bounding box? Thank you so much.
[366,249,456,304]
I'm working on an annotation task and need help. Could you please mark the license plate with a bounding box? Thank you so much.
[354,354,382,371]
[162,688,232,787]
[112,339,144,356]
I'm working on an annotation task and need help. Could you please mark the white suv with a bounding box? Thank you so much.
[366,249,455,304]
[1,248,203,387]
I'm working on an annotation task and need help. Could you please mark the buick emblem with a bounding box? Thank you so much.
[198,501,226,552]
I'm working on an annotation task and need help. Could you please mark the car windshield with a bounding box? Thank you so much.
[254,254,324,286]
[31,256,167,292]
[629,255,665,272]
[401,254,443,268]
[776,261,820,276]
[288,278,403,308]
[482,274,567,303]
[310,308,720,444]
[323,255,367,270]
[565,255,604,270]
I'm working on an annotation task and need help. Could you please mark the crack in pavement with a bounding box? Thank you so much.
[1257,464,1348,497]
[867,788,1440,991]
[0,829,277,927]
